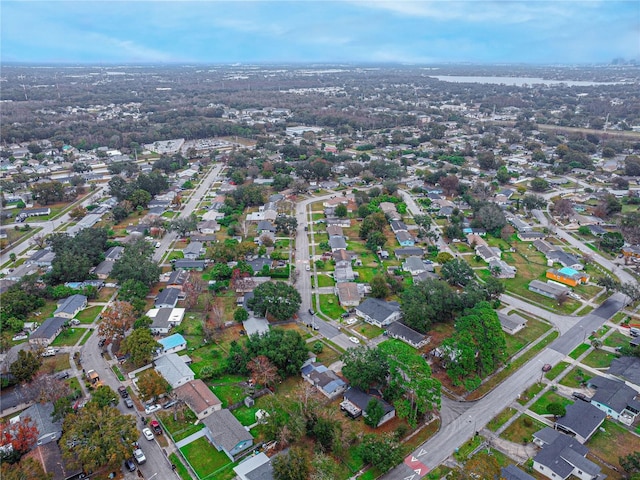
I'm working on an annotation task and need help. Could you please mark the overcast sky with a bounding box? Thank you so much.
[2,1,639,65]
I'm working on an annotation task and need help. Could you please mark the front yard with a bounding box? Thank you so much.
[318,294,346,319]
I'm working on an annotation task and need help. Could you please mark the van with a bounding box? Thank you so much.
[630,327,640,337]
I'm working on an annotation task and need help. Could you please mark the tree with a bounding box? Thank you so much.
[547,402,566,418]
[183,277,205,309]
[359,212,386,240]
[69,206,87,219]
[23,373,72,406]
[474,203,507,234]
[244,329,309,377]
[248,281,301,322]
[137,369,170,400]
[441,258,474,287]
[118,279,149,303]
[60,403,137,471]
[358,434,403,472]
[624,155,640,176]
[477,151,497,170]
[120,328,159,367]
[552,198,574,218]
[619,452,640,476]
[334,204,348,218]
[0,415,39,460]
[600,232,624,253]
[128,189,151,209]
[530,177,549,192]
[495,166,511,184]
[341,346,389,391]
[275,216,298,235]
[89,385,117,408]
[370,274,390,299]
[169,214,198,237]
[97,301,135,344]
[364,398,385,427]
[9,350,41,383]
[440,175,459,196]
[111,238,160,286]
[1,457,51,479]
[436,251,454,264]
[272,447,309,480]
[366,230,386,251]
[247,355,279,388]
[31,181,65,205]
[482,276,505,300]
[234,308,249,323]
[620,211,640,244]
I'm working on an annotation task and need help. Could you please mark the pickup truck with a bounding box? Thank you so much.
[41,347,58,357]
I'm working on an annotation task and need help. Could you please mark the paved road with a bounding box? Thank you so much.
[382,292,627,480]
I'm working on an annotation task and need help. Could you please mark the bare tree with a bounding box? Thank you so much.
[247,355,279,388]
[203,299,224,342]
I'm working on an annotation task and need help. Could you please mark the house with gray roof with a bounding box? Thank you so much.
[154,353,194,388]
[532,429,603,480]
[183,241,204,260]
[386,321,430,349]
[390,220,408,233]
[233,452,274,480]
[608,356,640,387]
[340,387,395,427]
[93,260,115,279]
[147,308,185,335]
[518,231,546,242]
[301,361,347,400]
[247,257,272,273]
[403,256,427,275]
[334,263,356,283]
[29,317,67,346]
[587,376,640,424]
[501,465,535,480]
[53,294,87,319]
[476,245,500,262]
[394,247,424,259]
[497,312,527,335]
[335,282,361,307]
[256,221,276,234]
[355,298,401,327]
[104,246,124,261]
[547,250,583,270]
[329,236,348,252]
[26,249,55,267]
[326,225,343,238]
[167,269,190,290]
[202,409,254,461]
[243,317,269,337]
[554,401,606,443]
[173,259,206,271]
[489,258,517,278]
[395,230,415,247]
[155,287,181,309]
[528,280,569,300]
[17,402,62,446]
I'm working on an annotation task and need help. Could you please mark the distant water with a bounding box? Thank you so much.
[429,75,624,86]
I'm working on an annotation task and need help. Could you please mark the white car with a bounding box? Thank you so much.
[142,428,154,441]
[133,448,146,464]
[305,265,311,271]
[349,336,360,344]
[144,404,161,415]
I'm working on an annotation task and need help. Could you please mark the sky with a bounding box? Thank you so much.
[1,1,639,65]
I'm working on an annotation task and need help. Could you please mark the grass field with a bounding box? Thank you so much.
[50,327,86,347]
[544,361,569,381]
[41,353,70,373]
[316,274,335,287]
[356,322,384,339]
[559,367,592,389]
[211,383,246,408]
[501,414,546,444]
[487,407,517,432]
[517,383,544,405]
[158,410,204,442]
[319,294,346,319]
[588,419,640,471]
[568,343,590,359]
[505,318,552,357]
[75,305,103,324]
[530,391,573,415]
[231,406,260,426]
[603,331,631,349]
[180,436,231,479]
[582,349,618,369]
[169,453,191,480]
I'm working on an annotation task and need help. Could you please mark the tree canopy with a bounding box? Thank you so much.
[248,281,301,322]
[111,238,161,286]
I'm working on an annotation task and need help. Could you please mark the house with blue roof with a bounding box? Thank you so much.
[301,361,347,400]
[157,333,187,356]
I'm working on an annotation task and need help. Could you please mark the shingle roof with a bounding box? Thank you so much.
[356,298,400,324]
[174,379,221,415]
[154,353,193,386]
[30,317,67,340]
[21,402,61,439]
[608,356,640,385]
[386,321,427,346]
[155,287,180,307]
[555,401,606,441]
[533,432,591,478]
[344,387,394,415]
[54,294,87,316]
[167,269,190,285]
[501,464,535,480]
[589,376,640,413]
[203,409,253,455]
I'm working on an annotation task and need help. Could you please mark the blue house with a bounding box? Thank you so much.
[395,231,415,247]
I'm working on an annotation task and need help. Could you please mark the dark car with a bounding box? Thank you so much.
[125,458,136,472]
[572,392,590,402]
[56,371,70,380]
[97,338,106,348]
[541,364,552,372]
[124,398,134,408]
[118,386,128,398]
[309,309,315,315]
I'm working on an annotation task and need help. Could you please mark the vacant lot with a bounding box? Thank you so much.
[588,420,640,471]
[501,414,547,444]
[559,367,592,389]
[75,305,103,324]
[319,294,346,319]
[582,349,618,369]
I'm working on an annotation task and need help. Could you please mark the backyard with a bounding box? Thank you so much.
[74,305,103,324]
[179,436,233,480]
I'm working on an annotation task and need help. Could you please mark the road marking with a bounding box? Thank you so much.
[417,448,428,457]
[404,455,429,478]
[403,475,415,480]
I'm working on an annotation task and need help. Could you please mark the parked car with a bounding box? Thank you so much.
[163,400,177,410]
[349,336,360,344]
[124,398,134,408]
[125,458,136,472]
[572,392,590,402]
[12,332,28,341]
[309,309,315,315]
[118,386,129,398]
[306,265,311,271]
[144,404,161,415]
[150,420,162,435]
[133,448,146,464]
[541,364,552,372]
[97,339,106,348]
[142,428,154,441]
[56,371,70,380]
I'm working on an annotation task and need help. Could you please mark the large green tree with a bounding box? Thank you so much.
[120,328,159,367]
[111,238,161,286]
[248,281,301,322]
[272,447,309,480]
[440,258,475,287]
[358,434,403,472]
[60,403,138,471]
[9,350,42,383]
[341,346,389,391]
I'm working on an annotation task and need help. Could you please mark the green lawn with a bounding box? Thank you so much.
[211,383,246,408]
[356,322,384,339]
[157,410,204,442]
[453,434,483,462]
[501,415,546,444]
[353,266,382,283]
[544,361,569,381]
[530,391,573,415]
[168,251,185,261]
[582,349,618,369]
[487,407,517,432]
[231,406,260,426]
[603,331,631,349]
[568,343,590,359]
[318,294,346,319]
[180,436,231,478]
[316,274,335,287]
[588,419,640,471]
[505,318,552,357]
[517,383,544,406]
[169,453,192,480]
[50,328,86,347]
[78,330,92,346]
[75,305,103,324]
[559,367,592,389]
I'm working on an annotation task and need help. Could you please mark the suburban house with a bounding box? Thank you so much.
[622,244,640,259]
[26,249,56,267]
[501,465,536,480]
[243,316,270,336]
[332,249,353,263]
[202,409,254,461]
[379,202,400,220]
[355,298,402,327]
[508,217,532,232]
[53,294,87,319]
[547,250,583,270]
[326,225,344,238]
[466,233,488,248]
[386,321,430,349]
[587,376,640,424]
[334,263,356,283]
[104,246,124,261]
[497,312,528,335]
[24,442,84,480]
[173,259,206,271]
[155,287,181,309]
[518,231,546,242]
[528,280,569,300]
[489,258,517,278]
[93,260,115,279]
[156,333,187,356]
[329,236,348,252]
[198,220,220,234]
[403,256,428,275]
[256,221,276,234]
[301,361,348,400]
[147,308,186,335]
[335,282,362,307]
[233,452,274,480]
[389,220,408,234]
[340,387,395,427]
[183,241,204,260]
[394,247,424,259]
[326,217,351,228]
[532,429,603,480]
[546,267,589,287]
[29,317,67,346]
[15,402,62,446]
[476,245,500,263]
[174,379,222,420]
[554,401,606,444]
[608,356,640,386]
[395,231,415,247]
[166,269,190,290]
[247,257,272,273]
[154,353,194,388]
